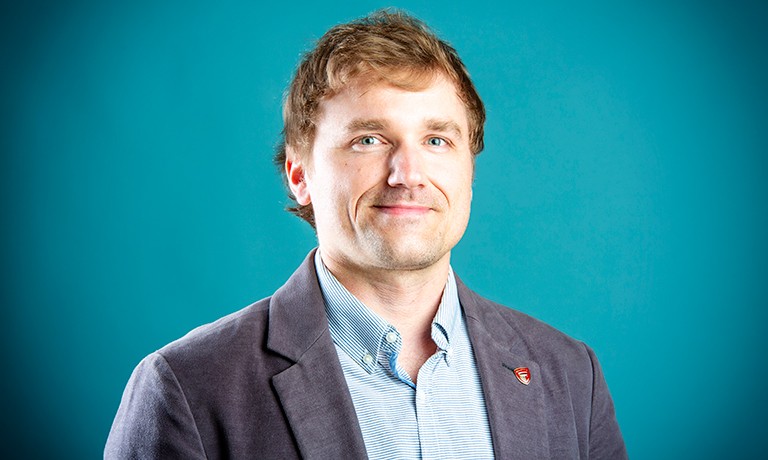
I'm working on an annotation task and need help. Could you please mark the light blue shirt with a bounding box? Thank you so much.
[314,250,495,459]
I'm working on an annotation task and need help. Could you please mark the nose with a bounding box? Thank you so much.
[387,143,426,189]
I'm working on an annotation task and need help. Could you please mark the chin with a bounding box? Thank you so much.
[365,239,449,271]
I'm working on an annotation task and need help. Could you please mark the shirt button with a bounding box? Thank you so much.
[385,332,398,343]
[362,353,374,365]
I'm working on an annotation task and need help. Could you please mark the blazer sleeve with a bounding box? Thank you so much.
[585,345,628,460]
[104,352,207,460]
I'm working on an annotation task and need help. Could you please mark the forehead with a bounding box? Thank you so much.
[315,74,469,133]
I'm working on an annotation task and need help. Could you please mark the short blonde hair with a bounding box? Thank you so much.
[275,9,485,226]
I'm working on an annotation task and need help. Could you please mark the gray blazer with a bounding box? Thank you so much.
[105,251,627,459]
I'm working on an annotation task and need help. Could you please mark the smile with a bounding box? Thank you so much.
[372,204,432,216]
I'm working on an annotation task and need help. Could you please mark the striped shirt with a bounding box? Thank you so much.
[314,251,495,459]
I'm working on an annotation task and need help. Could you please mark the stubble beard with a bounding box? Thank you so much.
[357,222,452,272]
[354,188,467,272]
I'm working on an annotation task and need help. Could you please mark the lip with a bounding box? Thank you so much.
[373,204,432,216]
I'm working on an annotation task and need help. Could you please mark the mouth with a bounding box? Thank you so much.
[372,203,433,216]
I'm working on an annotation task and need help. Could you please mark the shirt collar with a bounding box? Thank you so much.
[314,249,461,373]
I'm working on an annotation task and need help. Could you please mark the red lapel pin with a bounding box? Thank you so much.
[513,367,531,385]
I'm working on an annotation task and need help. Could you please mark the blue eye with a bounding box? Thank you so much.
[360,136,379,145]
[427,137,446,146]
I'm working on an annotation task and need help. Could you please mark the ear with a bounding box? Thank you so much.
[285,148,312,206]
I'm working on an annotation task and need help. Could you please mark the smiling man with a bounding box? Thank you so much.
[106,10,627,459]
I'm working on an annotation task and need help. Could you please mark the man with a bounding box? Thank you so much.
[106,10,626,459]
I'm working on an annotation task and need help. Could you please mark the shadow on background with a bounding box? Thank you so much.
[1,0,766,458]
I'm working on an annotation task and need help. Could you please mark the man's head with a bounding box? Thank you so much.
[275,9,485,227]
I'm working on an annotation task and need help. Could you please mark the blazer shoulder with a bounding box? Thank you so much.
[464,289,593,366]
[156,296,274,368]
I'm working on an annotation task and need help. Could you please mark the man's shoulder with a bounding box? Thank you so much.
[463,287,593,364]
[156,297,274,368]
[476,294,572,339]
[144,251,323,377]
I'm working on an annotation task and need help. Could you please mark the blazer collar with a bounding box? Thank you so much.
[457,276,551,459]
[265,252,550,459]
[267,249,368,459]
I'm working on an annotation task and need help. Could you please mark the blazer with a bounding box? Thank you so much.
[105,250,627,459]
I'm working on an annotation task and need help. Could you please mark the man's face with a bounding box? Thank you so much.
[288,74,474,273]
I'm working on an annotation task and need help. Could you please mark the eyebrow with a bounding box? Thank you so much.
[345,119,388,134]
[425,118,464,139]
[344,118,464,139]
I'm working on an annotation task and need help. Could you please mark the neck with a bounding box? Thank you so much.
[319,250,450,335]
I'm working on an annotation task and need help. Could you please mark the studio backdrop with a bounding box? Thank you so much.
[1,1,766,458]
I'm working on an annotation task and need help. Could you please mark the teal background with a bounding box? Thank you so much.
[2,0,766,458]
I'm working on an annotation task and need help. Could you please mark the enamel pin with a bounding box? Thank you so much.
[513,367,531,385]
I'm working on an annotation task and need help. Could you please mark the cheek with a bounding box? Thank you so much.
[432,159,474,201]
[309,173,357,211]
[348,160,388,189]
[451,185,473,221]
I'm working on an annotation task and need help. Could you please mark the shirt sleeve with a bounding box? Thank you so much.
[104,352,207,459]
[585,344,628,460]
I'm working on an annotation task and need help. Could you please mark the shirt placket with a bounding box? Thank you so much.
[415,351,448,459]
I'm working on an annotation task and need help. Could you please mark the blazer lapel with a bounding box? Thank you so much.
[267,250,368,459]
[458,278,551,459]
